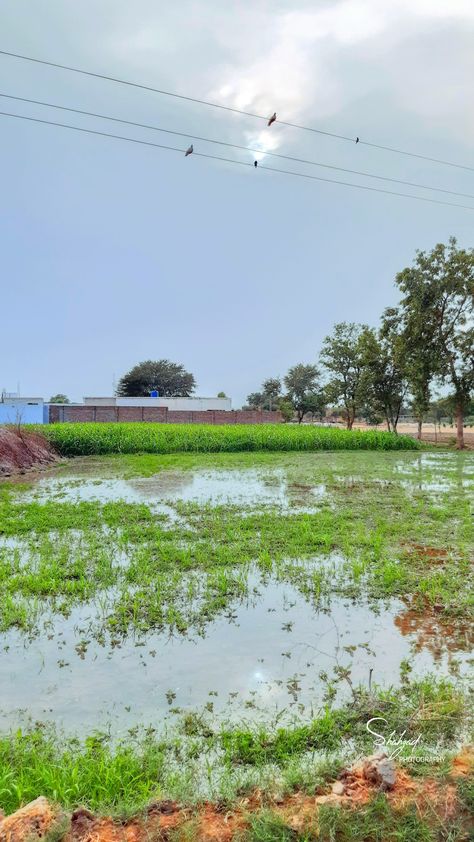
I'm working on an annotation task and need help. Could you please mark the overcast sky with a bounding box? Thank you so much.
[1,0,473,406]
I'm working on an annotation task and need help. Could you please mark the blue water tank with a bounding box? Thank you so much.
[150,390,158,398]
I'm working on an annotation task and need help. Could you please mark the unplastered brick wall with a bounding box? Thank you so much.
[47,406,283,424]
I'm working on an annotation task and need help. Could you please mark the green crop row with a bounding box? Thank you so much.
[35,423,420,455]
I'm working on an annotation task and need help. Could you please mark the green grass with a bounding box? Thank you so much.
[238,800,443,841]
[35,422,421,455]
[0,678,469,816]
[1,450,472,833]
[220,678,468,766]
[0,451,472,634]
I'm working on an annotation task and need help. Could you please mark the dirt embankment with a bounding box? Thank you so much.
[0,751,472,842]
[0,428,58,476]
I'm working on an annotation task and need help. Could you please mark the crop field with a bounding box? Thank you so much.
[0,436,473,839]
[38,421,421,455]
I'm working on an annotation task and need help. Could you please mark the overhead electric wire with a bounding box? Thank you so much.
[1,48,473,174]
[1,109,473,212]
[1,91,472,201]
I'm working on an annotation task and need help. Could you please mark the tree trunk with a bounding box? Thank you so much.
[347,417,353,430]
[455,403,465,449]
[417,419,422,440]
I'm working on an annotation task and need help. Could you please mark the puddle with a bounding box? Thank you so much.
[2,451,473,736]
[0,573,470,735]
[392,453,474,491]
[21,469,326,510]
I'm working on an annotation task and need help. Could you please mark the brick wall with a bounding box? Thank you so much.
[47,405,283,424]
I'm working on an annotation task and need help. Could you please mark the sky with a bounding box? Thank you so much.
[1,0,473,407]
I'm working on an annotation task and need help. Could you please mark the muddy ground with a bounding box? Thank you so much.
[0,429,58,475]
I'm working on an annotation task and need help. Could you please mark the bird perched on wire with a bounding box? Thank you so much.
[355,137,360,144]
[268,112,277,127]
[185,143,193,156]
[254,160,258,168]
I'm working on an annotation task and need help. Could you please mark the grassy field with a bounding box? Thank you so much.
[36,422,421,455]
[0,448,472,839]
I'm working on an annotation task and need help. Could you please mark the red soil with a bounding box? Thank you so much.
[2,752,472,842]
[0,428,57,476]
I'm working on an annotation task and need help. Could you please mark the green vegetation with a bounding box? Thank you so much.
[0,449,472,832]
[0,451,471,636]
[221,678,467,766]
[36,422,420,456]
[239,799,456,842]
[0,678,469,816]
[116,358,196,397]
[245,239,474,446]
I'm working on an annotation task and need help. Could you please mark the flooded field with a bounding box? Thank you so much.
[1,450,472,737]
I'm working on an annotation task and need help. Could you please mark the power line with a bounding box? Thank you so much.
[1,48,473,174]
[1,92,473,201]
[1,109,473,212]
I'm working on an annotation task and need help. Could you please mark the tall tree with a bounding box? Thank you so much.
[320,322,368,430]
[284,364,323,423]
[246,378,282,411]
[262,378,282,411]
[360,324,408,433]
[394,238,474,448]
[117,360,196,397]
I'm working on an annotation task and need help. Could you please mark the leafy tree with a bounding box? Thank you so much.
[320,322,368,430]
[284,363,323,423]
[303,391,326,420]
[246,378,282,411]
[278,399,294,422]
[246,391,264,409]
[429,396,455,427]
[217,391,227,398]
[262,378,282,411]
[49,394,70,404]
[116,360,196,397]
[359,324,408,434]
[394,238,474,449]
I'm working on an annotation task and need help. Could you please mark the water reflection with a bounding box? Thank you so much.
[1,574,470,735]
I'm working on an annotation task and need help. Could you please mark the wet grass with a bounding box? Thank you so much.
[0,453,472,635]
[0,678,470,816]
[0,450,472,828]
[36,422,420,455]
[220,677,468,766]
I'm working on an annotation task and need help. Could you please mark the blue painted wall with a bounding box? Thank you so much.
[0,401,44,424]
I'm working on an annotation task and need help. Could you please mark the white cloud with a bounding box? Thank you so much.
[198,0,474,153]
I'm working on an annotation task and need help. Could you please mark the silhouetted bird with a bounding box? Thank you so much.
[254,160,258,167]
[355,137,360,143]
[185,144,193,156]
[268,112,277,127]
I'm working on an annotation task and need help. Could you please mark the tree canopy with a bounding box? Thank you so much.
[116,360,196,397]
[359,321,408,434]
[394,238,474,448]
[284,364,323,423]
[49,394,70,404]
[320,322,368,430]
[246,378,282,411]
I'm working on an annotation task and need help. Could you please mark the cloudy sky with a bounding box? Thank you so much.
[1,0,473,405]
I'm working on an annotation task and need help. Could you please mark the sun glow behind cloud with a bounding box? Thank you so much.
[203,0,474,161]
